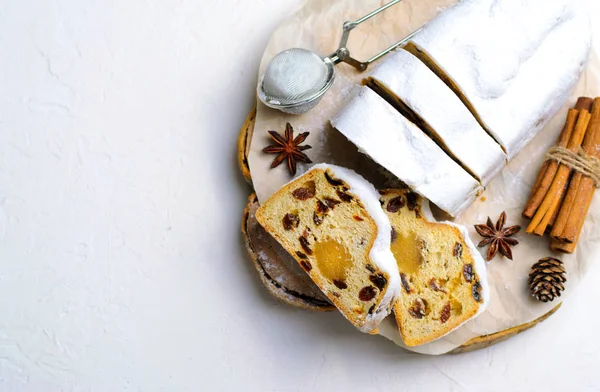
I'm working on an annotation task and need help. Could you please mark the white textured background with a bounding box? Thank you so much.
[0,0,599,391]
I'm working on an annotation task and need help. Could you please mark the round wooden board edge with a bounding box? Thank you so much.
[237,104,562,354]
[237,103,256,184]
[450,303,561,354]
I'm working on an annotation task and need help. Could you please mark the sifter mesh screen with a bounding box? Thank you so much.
[262,48,330,105]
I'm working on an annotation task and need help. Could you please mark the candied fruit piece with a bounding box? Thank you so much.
[391,232,424,274]
[314,239,352,283]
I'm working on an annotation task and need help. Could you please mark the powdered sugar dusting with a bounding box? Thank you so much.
[331,87,482,217]
[410,0,591,159]
[368,49,507,185]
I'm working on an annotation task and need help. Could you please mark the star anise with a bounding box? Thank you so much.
[262,123,312,176]
[474,211,521,261]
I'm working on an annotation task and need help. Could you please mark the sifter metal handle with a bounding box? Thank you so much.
[327,0,422,72]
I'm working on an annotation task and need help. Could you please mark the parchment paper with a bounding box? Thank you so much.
[247,0,600,355]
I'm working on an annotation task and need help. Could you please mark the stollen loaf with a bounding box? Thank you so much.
[406,0,591,159]
[331,86,483,217]
[365,49,507,186]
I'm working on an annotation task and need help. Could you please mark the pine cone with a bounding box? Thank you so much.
[528,257,566,302]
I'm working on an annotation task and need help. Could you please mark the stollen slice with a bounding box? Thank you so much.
[380,189,489,347]
[365,48,506,186]
[331,86,482,218]
[256,163,400,333]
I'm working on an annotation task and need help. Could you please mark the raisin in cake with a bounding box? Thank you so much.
[380,189,489,346]
[256,164,400,333]
[406,0,591,159]
[365,48,506,186]
[331,86,482,218]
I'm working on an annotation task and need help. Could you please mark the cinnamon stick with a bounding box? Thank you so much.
[551,239,576,254]
[523,98,593,219]
[526,109,592,235]
[576,97,595,112]
[552,98,600,245]
[551,184,595,253]
[550,174,581,233]
[548,180,570,227]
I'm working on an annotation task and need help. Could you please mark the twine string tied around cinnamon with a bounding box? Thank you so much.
[545,146,600,187]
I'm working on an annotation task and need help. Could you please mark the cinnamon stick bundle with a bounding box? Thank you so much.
[525,108,592,235]
[551,98,600,253]
[523,97,593,220]
[523,109,579,219]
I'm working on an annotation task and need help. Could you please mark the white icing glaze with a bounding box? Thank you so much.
[311,163,400,332]
[410,0,591,159]
[331,86,483,217]
[368,49,507,185]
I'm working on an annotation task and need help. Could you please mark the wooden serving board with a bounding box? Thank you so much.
[237,104,561,354]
